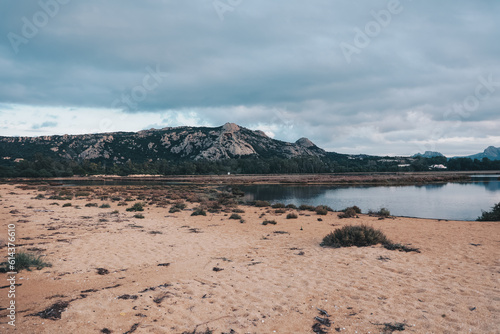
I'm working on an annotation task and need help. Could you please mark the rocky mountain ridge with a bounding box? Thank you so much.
[0,123,326,162]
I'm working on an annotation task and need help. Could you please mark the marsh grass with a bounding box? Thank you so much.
[1,252,52,272]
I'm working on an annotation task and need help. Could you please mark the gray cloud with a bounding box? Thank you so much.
[1,0,499,155]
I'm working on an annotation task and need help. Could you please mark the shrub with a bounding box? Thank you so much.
[368,208,391,218]
[477,202,500,221]
[232,208,245,213]
[315,207,328,215]
[299,204,316,211]
[262,220,277,225]
[285,204,297,209]
[85,203,98,207]
[229,213,242,220]
[1,252,52,272]
[320,225,390,248]
[100,203,111,209]
[254,200,271,208]
[191,208,207,216]
[133,214,145,219]
[286,212,298,219]
[126,202,144,212]
[62,203,72,207]
[75,191,90,197]
[338,207,358,219]
[275,209,286,214]
[169,207,181,213]
[316,205,333,212]
[271,203,286,208]
[35,194,45,199]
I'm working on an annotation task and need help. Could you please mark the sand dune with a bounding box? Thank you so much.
[0,183,499,333]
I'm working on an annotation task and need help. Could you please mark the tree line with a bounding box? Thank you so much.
[0,153,499,178]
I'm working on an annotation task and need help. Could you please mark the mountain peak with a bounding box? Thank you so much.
[222,122,240,132]
[412,151,444,158]
[295,137,316,148]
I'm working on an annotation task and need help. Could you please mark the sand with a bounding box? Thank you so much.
[0,183,499,333]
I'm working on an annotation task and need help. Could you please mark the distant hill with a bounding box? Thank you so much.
[459,146,500,161]
[412,151,445,158]
[0,123,326,162]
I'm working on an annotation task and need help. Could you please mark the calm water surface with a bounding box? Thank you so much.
[241,180,500,221]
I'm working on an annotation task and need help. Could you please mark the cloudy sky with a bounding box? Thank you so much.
[1,0,499,156]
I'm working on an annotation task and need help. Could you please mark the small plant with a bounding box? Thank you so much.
[111,210,119,214]
[262,220,277,225]
[275,209,286,214]
[62,203,72,207]
[85,203,98,207]
[169,206,181,213]
[368,207,391,218]
[271,203,286,208]
[477,202,500,221]
[320,225,390,248]
[254,200,271,207]
[299,204,316,211]
[75,191,90,197]
[232,208,245,213]
[1,252,52,272]
[286,212,298,219]
[35,194,45,199]
[315,207,328,215]
[338,206,361,219]
[133,214,145,219]
[229,213,242,220]
[191,208,207,216]
[99,203,111,209]
[126,202,144,212]
[286,204,297,209]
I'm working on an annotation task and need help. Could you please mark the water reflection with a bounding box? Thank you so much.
[240,181,500,221]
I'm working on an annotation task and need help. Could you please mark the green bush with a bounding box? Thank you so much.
[320,225,390,248]
[133,214,145,219]
[75,191,90,197]
[286,212,298,219]
[232,208,245,213]
[100,203,111,209]
[1,252,52,272]
[286,204,298,209]
[126,202,144,212]
[85,203,98,207]
[229,213,242,220]
[191,208,207,216]
[315,206,328,215]
[169,206,181,213]
[338,206,360,219]
[254,200,271,207]
[271,203,286,208]
[275,209,286,214]
[477,202,500,221]
[62,203,72,207]
[262,220,277,225]
[299,204,316,211]
[368,208,391,218]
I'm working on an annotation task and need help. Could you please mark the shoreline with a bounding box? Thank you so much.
[2,170,499,186]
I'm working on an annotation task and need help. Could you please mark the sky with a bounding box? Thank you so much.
[1,0,499,157]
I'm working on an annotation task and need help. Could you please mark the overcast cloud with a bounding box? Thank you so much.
[1,0,499,156]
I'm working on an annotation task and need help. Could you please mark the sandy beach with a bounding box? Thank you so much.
[0,183,498,333]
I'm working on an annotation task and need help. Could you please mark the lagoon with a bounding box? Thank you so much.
[241,179,500,221]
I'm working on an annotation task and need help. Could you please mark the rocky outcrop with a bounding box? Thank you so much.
[0,123,326,162]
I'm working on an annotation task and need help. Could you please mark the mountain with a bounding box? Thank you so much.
[412,151,445,158]
[461,146,500,161]
[0,123,326,162]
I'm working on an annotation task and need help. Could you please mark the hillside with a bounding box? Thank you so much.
[0,123,325,163]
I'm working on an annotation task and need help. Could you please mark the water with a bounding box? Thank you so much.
[240,180,500,221]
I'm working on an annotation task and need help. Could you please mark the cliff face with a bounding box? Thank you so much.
[0,123,325,162]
